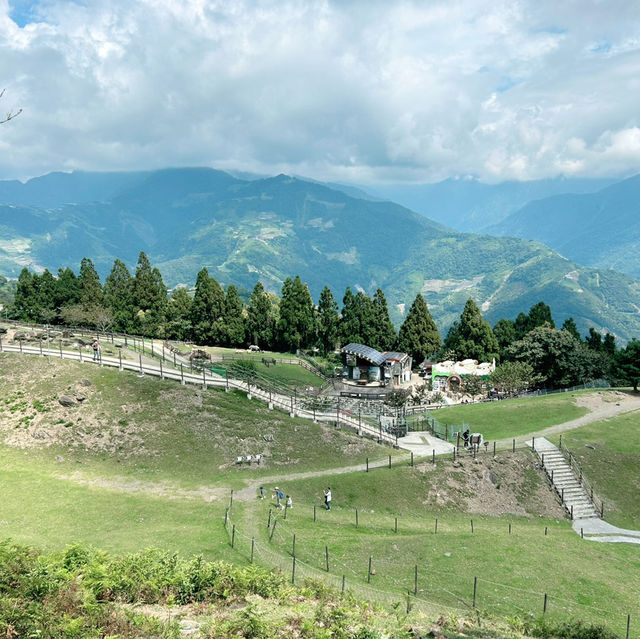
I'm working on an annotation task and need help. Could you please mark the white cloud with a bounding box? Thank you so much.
[0,0,639,182]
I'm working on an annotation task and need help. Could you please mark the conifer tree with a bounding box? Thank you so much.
[246,281,274,349]
[190,267,225,345]
[561,317,581,342]
[354,291,376,346]
[615,339,640,391]
[528,301,555,330]
[223,284,246,347]
[317,285,340,355]
[492,318,516,360]
[277,275,316,352]
[12,268,37,320]
[339,286,361,345]
[131,252,167,336]
[78,257,104,307]
[55,267,80,309]
[166,287,193,341]
[396,294,440,364]
[372,288,396,352]
[104,259,133,333]
[443,298,498,362]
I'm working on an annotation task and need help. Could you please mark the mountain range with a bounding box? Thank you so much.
[0,168,639,341]
[488,175,640,280]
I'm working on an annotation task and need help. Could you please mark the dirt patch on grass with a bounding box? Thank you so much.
[56,471,228,502]
[418,450,566,518]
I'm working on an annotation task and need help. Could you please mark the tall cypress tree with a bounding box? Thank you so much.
[561,317,581,342]
[372,288,396,352]
[277,275,316,352]
[190,267,225,345]
[397,294,440,364]
[55,267,80,310]
[339,286,361,345]
[104,259,133,333]
[223,284,246,347]
[131,252,167,336]
[528,301,555,330]
[166,287,193,341]
[317,285,340,355]
[246,281,274,349]
[78,257,103,308]
[444,298,498,362]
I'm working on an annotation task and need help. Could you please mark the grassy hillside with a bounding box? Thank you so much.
[0,353,638,637]
[549,410,640,529]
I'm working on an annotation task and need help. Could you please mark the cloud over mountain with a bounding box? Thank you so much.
[2,0,640,183]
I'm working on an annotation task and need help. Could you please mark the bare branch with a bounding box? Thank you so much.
[0,89,22,124]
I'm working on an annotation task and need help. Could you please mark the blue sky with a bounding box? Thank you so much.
[1,0,639,183]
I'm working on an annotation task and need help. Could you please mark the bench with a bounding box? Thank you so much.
[236,454,262,465]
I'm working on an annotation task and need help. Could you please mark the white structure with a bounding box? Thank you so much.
[431,358,496,391]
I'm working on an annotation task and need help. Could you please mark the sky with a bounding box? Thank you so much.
[1,0,640,184]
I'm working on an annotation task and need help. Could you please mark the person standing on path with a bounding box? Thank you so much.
[259,486,266,500]
[286,495,293,510]
[92,340,101,362]
[324,487,331,510]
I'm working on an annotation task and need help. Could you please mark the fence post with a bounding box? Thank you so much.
[59,341,63,358]
[366,458,369,472]
[473,576,478,607]
[471,519,474,533]
[160,359,163,380]
[314,505,317,522]
[414,565,418,595]
[291,556,296,584]
[269,519,277,541]
[355,509,358,528]
[435,518,438,534]
[251,537,255,564]
[394,517,398,534]
[139,354,143,374]
[432,449,435,465]
[367,557,372,583]
[512,438,515,453]
[388,454,391,469]
[627,614,631,639]
[325,545,330,572]
[292,534,296,557]
[410,452,414,467]
[543,593,548,613]
[493,441,496,458]
[342,575,346,593]
[267,509,272,529]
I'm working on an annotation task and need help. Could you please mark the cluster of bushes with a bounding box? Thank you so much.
[0,540,622,639]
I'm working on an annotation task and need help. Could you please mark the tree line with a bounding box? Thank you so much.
[5,252,640,390]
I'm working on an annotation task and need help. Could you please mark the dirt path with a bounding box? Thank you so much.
[54,390,640,504]
[497,390,640,447]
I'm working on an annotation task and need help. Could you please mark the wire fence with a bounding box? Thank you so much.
[223,501,636,638]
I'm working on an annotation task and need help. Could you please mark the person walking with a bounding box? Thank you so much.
[286,495,293,510]
[324,487,331,510]
[259,486,266,500]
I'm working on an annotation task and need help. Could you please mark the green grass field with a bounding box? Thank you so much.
[1,352,639,636]
[549,409,640,529]
[432,393,590,440]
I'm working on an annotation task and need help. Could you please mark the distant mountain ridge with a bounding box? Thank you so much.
[489,174,640,279]
[0,168,639,342]
[366,176,617,232]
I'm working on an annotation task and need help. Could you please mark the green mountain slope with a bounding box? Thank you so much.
[1,168,639,340]
[491,174,640,279]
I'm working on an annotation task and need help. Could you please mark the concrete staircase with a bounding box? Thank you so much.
[531,438,600,521]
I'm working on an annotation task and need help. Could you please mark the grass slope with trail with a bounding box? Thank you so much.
[0,353,638,636]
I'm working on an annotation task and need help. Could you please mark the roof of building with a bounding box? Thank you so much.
[383,351,410,362]
[341,343,388,366]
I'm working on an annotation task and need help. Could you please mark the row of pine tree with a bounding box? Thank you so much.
[7,252,635,388]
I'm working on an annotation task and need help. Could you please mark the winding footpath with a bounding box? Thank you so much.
[3,339,640,543]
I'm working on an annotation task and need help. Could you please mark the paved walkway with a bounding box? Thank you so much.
[397,431,455,456]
